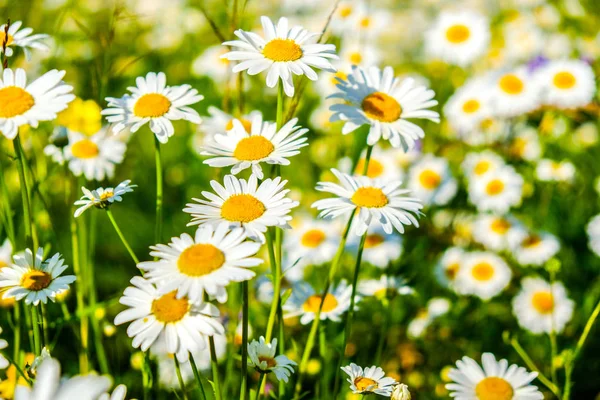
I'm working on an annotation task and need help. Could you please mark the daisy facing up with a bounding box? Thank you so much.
[329,65,439,150]
[472,214,524,252]
[490,67,541,117]
[0,68,74,140]
[468,165,524,214]
[535,59,595,109]
[284,280,352,325]
[0,248,75,306]
[455,251,512,300]
[74,180,136,217]
[341,363,396,396]
[284,217,341,269]
[446,352,543,400]
[202,116,308,179]
[221,16,338,97]
[312,168,423,236]
[407,155,458,207]
[461,151,505,181]
[512,277,574,334]
[102,72,203,143]
[444,78,492,134]
[114,276,225,362]
[183,174,298,243]
[0,21,49,59]
[64,129,126,181]
[247,336,296,383]
[138,223,262,304]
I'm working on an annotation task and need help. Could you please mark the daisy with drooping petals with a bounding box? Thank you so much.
[408,155,457,207]
[0,68,74,140]
[491,67,541,117]
[0,21,49,59]
[510,230,560,267]
[0,248,75,306]
[455,252,512,300]
[248,336,296,383]
[312,168,423,236]
[139,224,262,304]
[202,116,308,179]
[446,352,543,400]
[468,166,524,214]
[462,151,504,181]
[349,224,404,268]
[341,363,397,396]
[472,214,524,252]
[435,247,465,290]
[535,59,595,109]
[114,276,225,362]
[221,16,338,97]
[444,78,492,134]
[102,72,203,143]
[358,275,413,300]
[330,66,439,150]
[74,180,136,217]
[183,174,298,243]
[284,280,352,325]
[512,277,574,334]
[64,129,126,181]
[535,159,575,182]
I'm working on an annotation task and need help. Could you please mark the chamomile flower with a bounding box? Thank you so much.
[64,130,126,181]
[535,159,575,182]
[284,217,340,269]
[0,248,75,306]
[349,224,403,268]
[202,116,308,179]
[114,276,225,362]
[472,214,524,252]
[330,66,439,150]
[462,151,505,181]
[248,336,296,383]
[586,214,600,257]
[511,231,560,267]
[435,247,465,290]
[408,155,457,207]
[330,1,361,35]
[536,59,595,109]
[102,72,203,143]
[512,277,574,334]
[312,169,423,236]
[491,67,541,117]
[468,166,524,213]
[221,16,338,97]
[194,107,262,150]
[455,252,512,300]
[444,78,492,134]
[74,180,136,218]
[446,352,543,400]
[341,363,396,396]
[358,275,413,300]
[284,280,352,325]
[138,224,262,304]
[0,68,74,140]
[0,21,49,59]
[183,174,298,243]
[338,41,381,70]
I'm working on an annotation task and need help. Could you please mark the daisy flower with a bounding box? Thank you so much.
[446,352,543,400]
[330,1,361,35]
[284,280,352,325]
[349,224,403,268]
[435,247,465,290]
[312,168,423,236]
[64,129,126,181]
[338,41,381,70]
[425,10,490,66]
[490,67,541,117]
[202,116,308,179]
[74,180,136,218]
[0,68,74,140]
[102,72,203,143]
[472,214,524,252]
[329,66,439,150]
[358,275,413,300]
[586,214,600,257]
[468,165,524,214]
[114,276,225,362]
[512,277,574,334]
[284,217,340,269]
[536,59,595,109]
[462,151,505,181]
[184,174,298,243]
[341,363,396,396]
[193,107,262,150]
[248,336,296,383]
[138,223,262,304]
[444,78,492,134]
[455,252,512,300]
[0,248,75,306]
[221,16,338,97]
[535,159,575,183]
[510,231,560,267]
[408,155,457,207]
[351,7,391,40]
[0,21,49,59]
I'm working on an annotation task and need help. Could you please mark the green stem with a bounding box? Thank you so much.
[254,373,266,400]
[13,303,20,362]
[142,352,153,400]
[31,306,41,355]
[209,336,223,400]
[509,337,561,397]
[265,229,280,342]
[174,357,188,400]
[13,134,35,249]
[154,136,163,246]
[106,210,140,264]
[240,281,250,400]
[189,353,208,400]
[374,297,390,365]
[276,83,284,129]
[40,303,49,349]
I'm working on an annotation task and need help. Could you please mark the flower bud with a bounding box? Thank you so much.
[391,383,411,400]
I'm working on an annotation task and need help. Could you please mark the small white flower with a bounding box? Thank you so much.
[455,252,512,300]
[490,67,541,118]
[535,159,575,183]
[407,155,457,207]
[74,180,136,218]
[64,129,126,181]
[535,59,596,109]
[391,383,411,400]
[0,21,49,59]
[284,280,353,325]
[510,230,560,267]
[468,165,524,214]
[248,336,296,382]
[341,363,397,396]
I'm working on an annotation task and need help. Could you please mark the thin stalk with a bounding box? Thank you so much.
[154,136,163,246]
[264,229,280,342]
[174,357,188,400]
[374,297,391,365]
[276,83,284,128]
[142,352,153,400]
[190,353,208,400]
[30,306,41,355]
[70,210,89,373]
[549,270,559,388]
[254,373,266,400]
[209,336,223,400]
[13,135,35,249]
[105,210,140,264]
[240,281,250,400]
[40,303,49,349]
[510,337,561,397]
[13,303,20,362]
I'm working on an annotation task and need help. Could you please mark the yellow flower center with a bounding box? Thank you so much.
[0,260,6,268]
[462,99,481,114]
[331,71,348,85]
[233,136,275,161]
[133,93,171,118]
[490,218,510,234]
[354,158,385,178]
[71,139,100,159]
[0,86,35,118]
[263,39,303,62]
[21,270,52,291]
[362,92,402,123]
[498,74,524,95]
[553,71,576,89]
[522,235,541,248]
[351,187,388,208]
[221,194,266,223]
[364,234,385,248]
[349,52,362,65]
[301,229,326,248]
[532,291,554,314]
[419,169,441,190]
[258,356,277,368]
[475,377,514,400]
[354,377,378,391]
[360,17,371,28]
[471,262,495,281]
[151,292,189,323]
[100,190,114,201]
[445,263,460,280]
[177,244,225,277]
[446,24,471,44]
[0,32,14,47]
[485,179,505,196]
[226,118,252,133]
[339,6,353,18]
[303,293,338,313]
[474,161,491,176]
